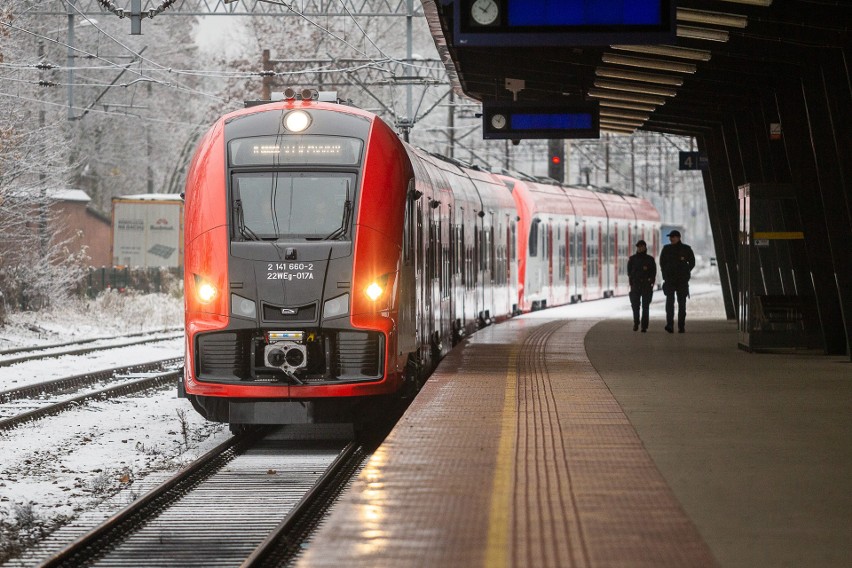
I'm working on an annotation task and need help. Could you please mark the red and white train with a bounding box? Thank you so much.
[180,92,659,428]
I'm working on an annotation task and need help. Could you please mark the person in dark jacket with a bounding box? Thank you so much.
[659,230,696,333]
[627,240,656,332]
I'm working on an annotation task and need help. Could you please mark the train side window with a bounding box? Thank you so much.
[529,220,539,257]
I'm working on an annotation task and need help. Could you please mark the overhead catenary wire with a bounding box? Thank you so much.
[8,1,449,103]
[5,0,451,141]
[1,18,226,102]
[0,90,211,127]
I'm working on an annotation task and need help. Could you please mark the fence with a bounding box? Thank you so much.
[82,267,183,297]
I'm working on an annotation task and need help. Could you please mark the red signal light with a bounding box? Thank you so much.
[551,155,561,165]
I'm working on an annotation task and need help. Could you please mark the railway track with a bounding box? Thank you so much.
[0,330,183,368]
[0,358,182,404]
[35,431,366,568]
[0,360,182,432]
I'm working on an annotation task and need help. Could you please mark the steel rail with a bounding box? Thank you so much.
[241,441,366,567]
[0,326,182,357]
[0,332,183,367]
[0,357,182,404]
[36,431,259,568]
[0,370,180,432]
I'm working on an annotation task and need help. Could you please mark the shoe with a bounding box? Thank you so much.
[678,328,685,333]
[641,329,647,333]
[633,324,639,331]
[664,326,674,333]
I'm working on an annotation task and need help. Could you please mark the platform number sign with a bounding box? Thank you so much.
[679,151,707,170]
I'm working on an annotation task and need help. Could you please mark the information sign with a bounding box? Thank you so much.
[455,0,675,46]
[483,101,600,140]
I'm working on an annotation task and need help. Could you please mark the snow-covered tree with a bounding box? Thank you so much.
[0,0,86,321]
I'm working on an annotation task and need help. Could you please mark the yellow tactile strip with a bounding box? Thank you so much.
[512,319,717,568]
[296,318,718,567]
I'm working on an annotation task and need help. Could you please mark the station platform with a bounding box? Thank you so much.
[298,291,852,568]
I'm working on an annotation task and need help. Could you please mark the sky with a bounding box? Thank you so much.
[194,16,250,58]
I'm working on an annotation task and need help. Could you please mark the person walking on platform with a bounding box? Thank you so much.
[659,230,695,333]
[627,240,656,332]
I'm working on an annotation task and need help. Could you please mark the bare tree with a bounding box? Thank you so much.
[0,1,89,322]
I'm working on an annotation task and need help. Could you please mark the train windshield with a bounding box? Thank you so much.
[232,172,354,240]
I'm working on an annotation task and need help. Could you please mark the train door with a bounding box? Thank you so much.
[451,212,464,342]
[416,198,429,364]
[440,205,451,352]
[628,223,633,266]
[570,218,580,302]
[505,217,513,315]
[426,199,441,357]
[581,220,588,301]
[463,220,475,331]
[613,221,619,294]
[564,221,570,294]
[485,214,495,320]
[474,212,484,324]
[509,219,518,314]
[598,220,604,294]
[555,223,565,306]
[398,182,418,356]
[547,222,554,306]
[526,218,542,307]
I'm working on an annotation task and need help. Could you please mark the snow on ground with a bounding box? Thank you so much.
[0,290,182,352]
[0,275,726,563]
[0,291,229,563]
[0,336,183,393]
[523,265,726,323]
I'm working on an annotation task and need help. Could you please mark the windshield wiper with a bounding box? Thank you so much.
[324,189,352,241]
[234,199,260,241]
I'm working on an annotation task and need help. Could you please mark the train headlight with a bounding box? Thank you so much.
[193,274,217,304]
[284,110,311,132]
[365,282,383,301]
[231,294,256,318]
[323,293,349,319]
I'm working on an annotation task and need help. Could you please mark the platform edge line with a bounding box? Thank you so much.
[484,345,518,568]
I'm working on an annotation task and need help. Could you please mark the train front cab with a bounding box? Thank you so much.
[502,177,578,312]
[182,102,415,426]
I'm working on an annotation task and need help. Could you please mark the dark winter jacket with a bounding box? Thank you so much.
[659,242,696,286]
[627,251,657,292]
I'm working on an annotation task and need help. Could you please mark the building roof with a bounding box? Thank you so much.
[50,189,91,203]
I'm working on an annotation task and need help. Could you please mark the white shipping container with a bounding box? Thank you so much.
[112,195,184,268]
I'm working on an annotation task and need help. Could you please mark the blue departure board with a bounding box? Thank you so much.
[508,0,663,27]
[483,102,600,140]
[455,0,674,47]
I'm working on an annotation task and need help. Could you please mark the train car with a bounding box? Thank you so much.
[180,91,518,428]
[181,91,660,429]
[499,176,660,310]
